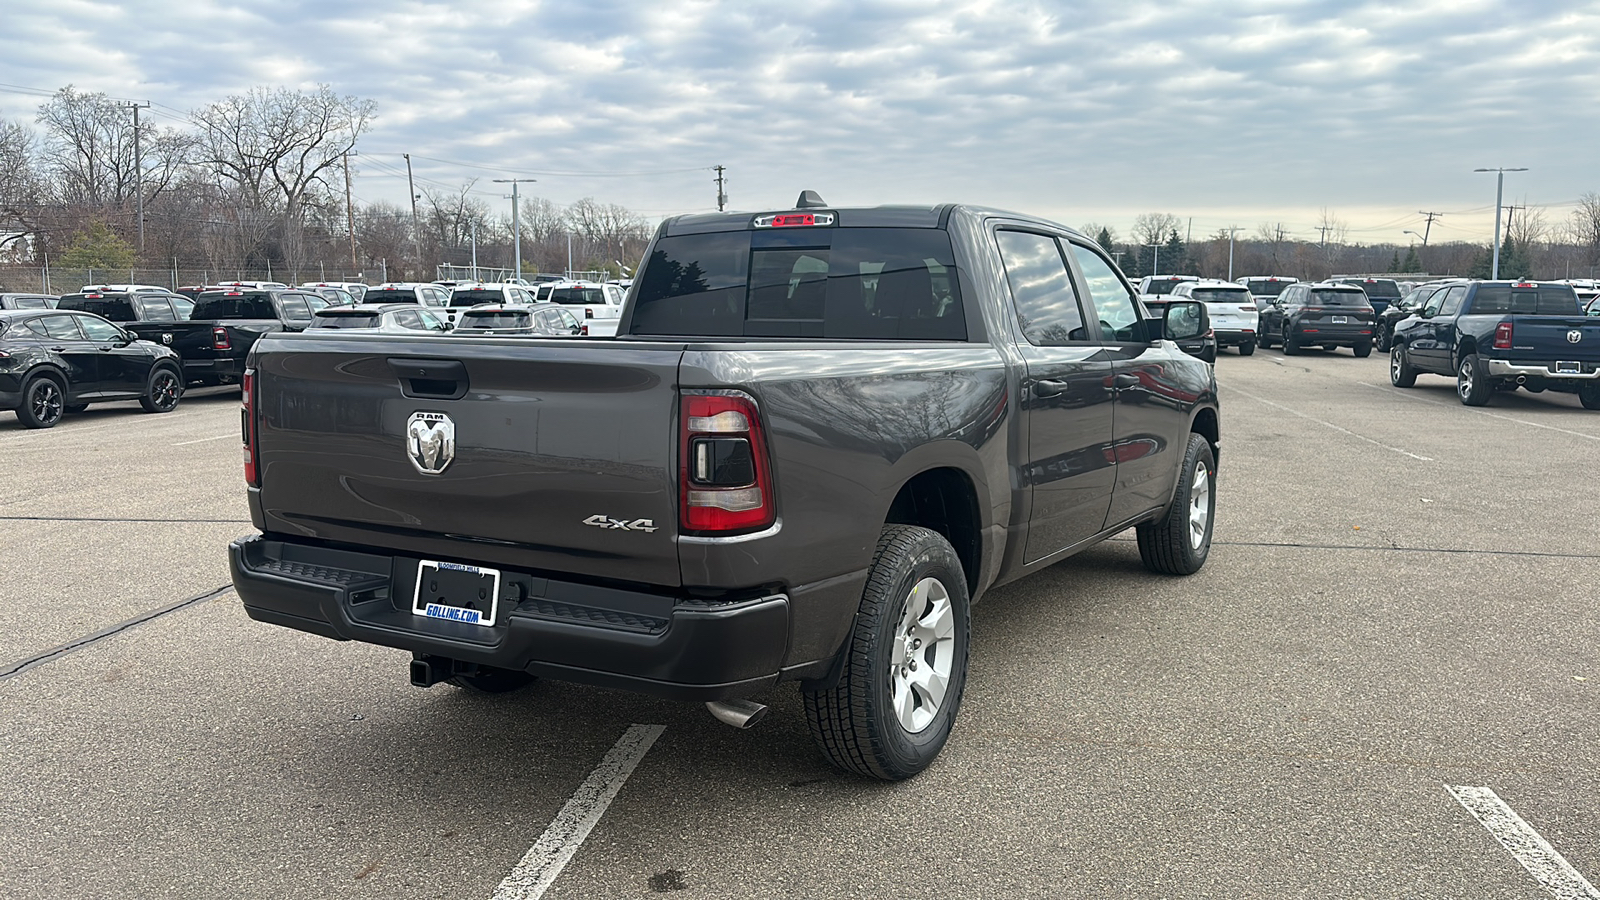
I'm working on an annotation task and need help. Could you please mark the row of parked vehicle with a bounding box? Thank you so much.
[0,277,631,429]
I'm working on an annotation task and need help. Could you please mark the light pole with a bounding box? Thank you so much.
[1473,167,1527,279]
[492,178,535,282]
[1403,229,1426,247]
[1226,226,1241,281]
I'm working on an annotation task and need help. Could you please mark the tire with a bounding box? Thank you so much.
[65,403,89,414]
[1282,327,1300,355]
[448,667,537,694]
[17,374,65,429]
[803,525,970,781]
[1581,384,1600,410]
[1238,340,1255,356]
[1136,432,1216,576]
[1457,353,1492,406]
[1390,345,1417,388]
[139,366,183,413]
[1352,340,1372,359]
[1376,327,1391,354]
[1257,329,1272,350]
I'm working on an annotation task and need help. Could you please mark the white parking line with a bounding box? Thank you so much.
[490,723,666,900]
[1447,784,1600,900]
[1359,383,1600,444]
[172,433,234,446]
[1229,387,1433,461]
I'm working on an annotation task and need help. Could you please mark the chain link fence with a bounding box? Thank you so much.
[0,263,389,295]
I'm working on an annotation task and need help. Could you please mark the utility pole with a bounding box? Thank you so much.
[1226,226,1242,281]
[470,220,478,281]
[492,178,535,281]
[127,101,150,254]
[343,150,359,273]
[1475,167,1527,280]
[1417,210,1441,246]
[405,153,422,279]
[714,165,727,212]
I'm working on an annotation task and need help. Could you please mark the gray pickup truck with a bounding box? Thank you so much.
[229,194,1222,780]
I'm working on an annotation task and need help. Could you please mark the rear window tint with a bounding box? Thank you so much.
[460,311,530,328]
[550,287,607,305]
[1142,280,1189,296]
[450,291,505,305]
[193,293,277,319]
[1311,290,1371,307]
[1470,286,1580,316]
[631,228,965,340]
[1192,288,1253,304]
[1341,279,1401,299]
[310,312,379,328]
[1242,280,1293,297]
[363,289,419,303]
[58,295,136,321]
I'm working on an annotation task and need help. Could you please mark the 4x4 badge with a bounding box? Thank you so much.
[584,515,658,533]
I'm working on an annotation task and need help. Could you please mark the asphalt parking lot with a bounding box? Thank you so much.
[2,352,1597,899]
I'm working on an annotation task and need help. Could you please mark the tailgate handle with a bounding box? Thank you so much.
[388,357,469,400]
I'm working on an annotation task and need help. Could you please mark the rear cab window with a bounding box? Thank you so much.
[193,292,279,319]
[1469,285,1580,316]
[631,227,966,340]
[58,294,136,322]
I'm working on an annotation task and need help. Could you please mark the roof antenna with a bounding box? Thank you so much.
[794,190,828,209]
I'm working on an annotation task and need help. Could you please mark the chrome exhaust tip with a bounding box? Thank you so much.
[705,699,768,729]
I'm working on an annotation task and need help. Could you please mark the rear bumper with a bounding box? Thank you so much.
[229,534,791,701]
[1486,359,1600,380]
[1213,329,1255,345]
[1291,326,1371,344]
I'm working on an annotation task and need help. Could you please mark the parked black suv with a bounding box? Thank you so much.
[1258,281,1375,356]
[0,309,184,427]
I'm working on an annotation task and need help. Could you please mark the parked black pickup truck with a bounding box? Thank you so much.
[229,195,1223,779]
[1390,280,1600,407]
[153,288,320,386]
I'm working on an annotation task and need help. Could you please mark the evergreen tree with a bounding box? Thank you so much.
[58,221,136,270]
[1386,251,1401,273]
[1163,228,1188,274]
[1402,247,1421,272]
[1096,227,1114,255]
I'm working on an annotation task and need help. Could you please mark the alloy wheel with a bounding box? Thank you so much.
[1188,460,1211,550]
[888,577,956,734]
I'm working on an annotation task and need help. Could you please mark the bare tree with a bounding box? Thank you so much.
[420,181,491,265]
[35,86,189,211]
[192,84,375,277]
[0,119,43,256]
[1254,222,1290,271]
[1131,212,1180,248]
[1567,193,1600,272]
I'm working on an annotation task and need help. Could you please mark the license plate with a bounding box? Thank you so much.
[1557,361,1581,374]
[412,560,501,627]
[1332,315,1348,324]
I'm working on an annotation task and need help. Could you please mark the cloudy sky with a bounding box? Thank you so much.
[3,0,1598,246]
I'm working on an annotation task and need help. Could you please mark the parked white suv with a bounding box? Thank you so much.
[544,281,627,336]
[443,282,538,326]
[1171,280,1260,356]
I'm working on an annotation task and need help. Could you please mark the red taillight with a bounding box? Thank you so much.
[1303,307,1324,313]
[580,324,589,336]
[679,392,774,534]
[213,327,231,350]
[585,308,594,318]
[1494,322,1513,349]
[772,214,815,227]
[242,369,260,487]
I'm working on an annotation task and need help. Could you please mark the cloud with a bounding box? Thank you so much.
[0,0,1596,239]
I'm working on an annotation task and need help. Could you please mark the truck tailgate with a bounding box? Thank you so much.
[1508,317,1600,361]
[253,335,687,586]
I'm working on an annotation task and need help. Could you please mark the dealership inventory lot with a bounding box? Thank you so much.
[1,354,1596,898]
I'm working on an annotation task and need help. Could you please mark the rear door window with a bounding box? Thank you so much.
[280,295,313,323]
[631,227,965,339]
[136,296,177,321]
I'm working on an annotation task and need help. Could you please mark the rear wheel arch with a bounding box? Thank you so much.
[883,466,983,599]
[1189,405,1220,467]
[1456,337,1478,367]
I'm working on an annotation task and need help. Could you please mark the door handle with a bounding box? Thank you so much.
[1032,379,1068,398]
[49,346,66,352]
[1113,374,1141,389]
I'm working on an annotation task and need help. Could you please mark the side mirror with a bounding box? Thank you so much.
[1163,301,1208,342]
[118,329,137,344]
